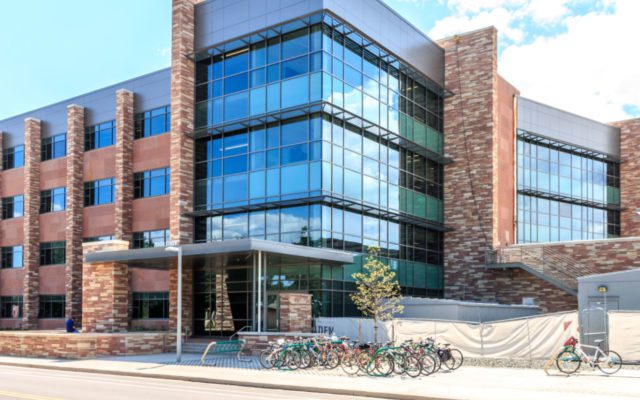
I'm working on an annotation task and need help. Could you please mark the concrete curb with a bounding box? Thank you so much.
[0,361,452,400]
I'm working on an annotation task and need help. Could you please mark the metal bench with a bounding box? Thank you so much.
[200,339,249,365]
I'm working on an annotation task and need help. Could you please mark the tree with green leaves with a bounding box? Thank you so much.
[350,247,404,342]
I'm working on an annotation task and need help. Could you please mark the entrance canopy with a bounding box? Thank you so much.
[84,238,354,268]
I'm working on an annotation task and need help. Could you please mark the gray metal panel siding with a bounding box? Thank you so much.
[0,68,171,148]
[195,0,324,51]
[323,0,444,86]
[194,0,444,86]
[517,97,620,158]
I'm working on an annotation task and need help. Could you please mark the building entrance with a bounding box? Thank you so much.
[193,255,254,336]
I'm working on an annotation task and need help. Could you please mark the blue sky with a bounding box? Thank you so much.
[1,0,638,122]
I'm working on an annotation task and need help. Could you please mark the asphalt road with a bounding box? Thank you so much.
[0,365,381,400]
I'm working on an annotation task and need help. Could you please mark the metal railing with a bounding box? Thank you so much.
[487,245,599,291]
[229,325,252,341]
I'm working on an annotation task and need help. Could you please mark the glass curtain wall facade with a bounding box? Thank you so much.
[517,130,621,243]
[193,12,445,321]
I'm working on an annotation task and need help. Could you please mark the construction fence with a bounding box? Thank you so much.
[316,311,640,361]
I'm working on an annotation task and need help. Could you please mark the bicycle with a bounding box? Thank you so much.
[556,336,622,375]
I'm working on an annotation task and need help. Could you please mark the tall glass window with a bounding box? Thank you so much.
[2,195,23,219]
[40,187,66,213]
[135,105,171,139]
[41,133,66,161]
[516,131,620,243]
[0,296,22,318]
[84,178,115,206]
[38,295,65,319]
[132,292,169,319]
[133,229,170,248]
[85,121,115,151]
[2,145,24,169]
[134,167,171,198]
[1,246,22,269]
[193,11,446,313]
[40,241,66,266]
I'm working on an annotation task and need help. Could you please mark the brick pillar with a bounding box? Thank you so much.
[82,240,130,333]
[115,89,134,243]
[610,118,640,237]
[169,0,198,245]
[279,293,312,333]
[437,28,500,301]
[168,0,200,338]
[22,117,41,329]
[65,104,85,324]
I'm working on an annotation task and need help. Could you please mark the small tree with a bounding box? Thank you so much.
[350,247,404,342]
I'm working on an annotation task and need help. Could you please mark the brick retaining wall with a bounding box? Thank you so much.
[0,331,170,359]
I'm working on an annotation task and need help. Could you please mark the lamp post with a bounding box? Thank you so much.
[165,245,182,362]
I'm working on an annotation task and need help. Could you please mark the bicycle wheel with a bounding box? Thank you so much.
[340,353,361,375]
[325,349,341,369]
[392,353,405,375]
[597,350,622,375]
[403,355,422,378]
[298,349,313,369]
[357,351,372,370]
[449,349,464,370]
[556,350,581,375]
[284,350,301,370]
[441,349,456,370]
[373,353,395,376]
[420,353,437,376]
[259,349,275,369]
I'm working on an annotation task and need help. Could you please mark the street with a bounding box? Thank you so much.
[0,366,379,400]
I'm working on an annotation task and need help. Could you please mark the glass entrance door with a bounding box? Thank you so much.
[193,256,253,336]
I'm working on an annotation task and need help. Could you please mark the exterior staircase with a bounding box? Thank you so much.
[485,245,600,296]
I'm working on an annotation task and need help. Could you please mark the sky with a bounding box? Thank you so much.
[1,0,638,122]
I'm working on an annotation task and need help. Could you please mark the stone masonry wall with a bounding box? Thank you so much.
[610,118,640,237]
[167,0,200,337]
[437,28,500,301]
[66,105,85,323]
[279,293,312,333]
[115,90,134,243]
[0,331,169,359]
[495,238,640,311]
[82,240,130,333]
[22,118,42,329]
[169,0,200,245]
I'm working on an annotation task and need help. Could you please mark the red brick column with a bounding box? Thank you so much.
[115,89,134,243]
[82,240,130,333]
[437,28,500,301]
[169,0,198,245]
[22,117,42,329]
[65,105,85,323]
[279,293,312,333]
[610,118,640,237]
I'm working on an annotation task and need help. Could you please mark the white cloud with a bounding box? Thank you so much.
[426,0,639,121]
[430,8,524,42]
[447,0,527,14]
[499,0,640,121]
[523,0,571,24]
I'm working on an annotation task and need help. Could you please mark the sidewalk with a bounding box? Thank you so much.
[0,353,638,400]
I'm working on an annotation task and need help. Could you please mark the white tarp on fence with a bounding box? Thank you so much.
[316,312,579,359]
[608,311,640,362]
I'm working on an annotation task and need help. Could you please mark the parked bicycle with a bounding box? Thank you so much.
[260,336,464,378]
[556,336,622,375]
